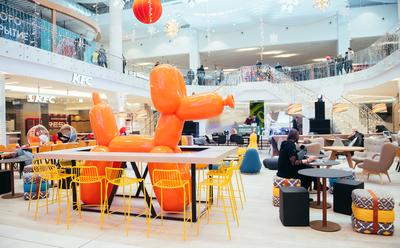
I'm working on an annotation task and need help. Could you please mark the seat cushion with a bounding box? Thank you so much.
[352,189,395,211]
[273,176,301,188]
[352,204,394,223]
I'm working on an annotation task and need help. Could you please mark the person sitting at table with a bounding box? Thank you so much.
[277,129,317,189]
[348,128,364,147]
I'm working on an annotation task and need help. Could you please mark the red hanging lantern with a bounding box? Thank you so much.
[132,0,163,24]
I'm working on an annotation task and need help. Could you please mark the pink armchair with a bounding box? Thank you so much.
[357,143,398,184]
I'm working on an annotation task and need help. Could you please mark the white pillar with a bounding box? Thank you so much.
[398,0,400,23]
[0,74,6,145]
[109,0,123,72]
[337,12,350,56]
[189,29,200,71]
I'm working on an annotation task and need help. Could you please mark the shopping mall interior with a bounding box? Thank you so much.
[0,0,399,247]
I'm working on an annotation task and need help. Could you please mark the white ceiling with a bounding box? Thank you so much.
[96,0,354,41]
[131,36,379,69]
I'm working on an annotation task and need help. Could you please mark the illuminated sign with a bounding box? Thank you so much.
[72,73,93,86]
[27,95,56,104]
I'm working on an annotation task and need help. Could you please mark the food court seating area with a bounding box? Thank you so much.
[0,136,399,246]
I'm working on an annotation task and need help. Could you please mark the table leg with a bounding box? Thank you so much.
[130,162,156,217]
[71,160,77,210]
[208,164,213,204]
[191,163,197,222]
[345,152,354,169]
[329,151,337,160]
[309,178,340,232]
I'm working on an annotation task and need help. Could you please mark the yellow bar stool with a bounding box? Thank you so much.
[104,167,150,237]
[232,155,246,207]
[28,160,72,224]
[198,166,238,240]
[67,166,105,229]
[150,169,191,240]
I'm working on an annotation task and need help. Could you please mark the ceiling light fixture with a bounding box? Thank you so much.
[312,58,327,62]
[280,0,298,14]
[5,81,19,85]
[164,19,180,38]
[274,53,299,58]
[260,50,284,55]
[135,62,153,66]
[314,0,330,10]
[236,47,259,52]
[372,103,387,113]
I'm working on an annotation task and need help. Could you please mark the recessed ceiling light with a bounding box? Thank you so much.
[312,58,327,62]
[135,62,153,66]
[274,53,299,58]
[5,81,18,85]
[260,50,284,55]
[204,67,209,70]
[236,47,259,52]
[40,86,53,89]
[223,68,237,72]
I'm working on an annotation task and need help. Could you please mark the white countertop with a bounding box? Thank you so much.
[35,146,238,164]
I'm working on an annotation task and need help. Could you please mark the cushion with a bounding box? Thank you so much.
[352,204,394,223]
[352,189,395,211]
[240,149,262,174]
[263,157,278,170]
[272,176,301,207]
[351,215,394,236]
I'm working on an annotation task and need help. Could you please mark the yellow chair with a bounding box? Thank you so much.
[77,140,86,147]
[67,166,105,229]
[0,145,5,152]
[87,140,97,146]
[28,160,72,224]
[198,166,238,240]
[6,143,18,152]
[29,142,40,154]
[104,167,150,236]
[65,143,76,150]
[56,141,63,144]
[52,143,66,151]
[150,169,191,240]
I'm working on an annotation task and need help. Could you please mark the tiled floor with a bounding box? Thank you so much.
[0,151,399,248]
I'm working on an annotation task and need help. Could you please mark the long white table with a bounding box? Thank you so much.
[35,146,237,222]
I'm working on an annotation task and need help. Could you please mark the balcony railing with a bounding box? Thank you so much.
[0,3,129,74]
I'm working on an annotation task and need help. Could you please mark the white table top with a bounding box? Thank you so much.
[34,146,238,164]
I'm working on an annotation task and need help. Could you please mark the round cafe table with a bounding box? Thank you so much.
[298,168,352,232]
[308,160,340,209]
[323,146,365,169]
[0,155,31,199]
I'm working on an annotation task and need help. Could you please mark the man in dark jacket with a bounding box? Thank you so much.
[348,128,364,147]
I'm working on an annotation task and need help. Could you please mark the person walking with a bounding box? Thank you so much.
[122,54,127,73]
[74,34,88,61]
[197,65,205,85]
[98,45,108,68]
[347,47,355,72]
[187,69,195,85]
[335,54,344,75]
[91,49,99,65]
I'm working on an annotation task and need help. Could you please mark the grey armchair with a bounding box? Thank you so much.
[357,143,398,184]
[303,142,321,156]
[352,137,386,165]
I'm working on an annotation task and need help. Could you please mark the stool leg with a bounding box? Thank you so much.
[238,171,246,201]
[196,184,202,236]
[183,187,187,240]
[234,171,244,208]
[221,186,231,240]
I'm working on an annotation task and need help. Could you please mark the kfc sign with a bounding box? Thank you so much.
[72,73,93,86]
[27,95,56,104]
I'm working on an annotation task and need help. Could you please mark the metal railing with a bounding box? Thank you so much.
[0,3,132,74]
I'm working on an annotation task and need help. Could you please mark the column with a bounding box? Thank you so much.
[398,0,400,23]
[189,29,200,71]
[0,74,6,145]
[109,0,123,72]
[337,12,350,56]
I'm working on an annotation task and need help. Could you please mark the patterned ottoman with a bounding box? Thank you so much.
[351,189,395,236]
[272,176,301,207]
[23,165,48,200]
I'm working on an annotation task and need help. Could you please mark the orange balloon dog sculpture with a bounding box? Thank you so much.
[82,64,234,211]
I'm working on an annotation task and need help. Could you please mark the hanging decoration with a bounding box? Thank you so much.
[288,104,302,115]
[280,0,298,14]
[132,0,163,24]
[372,103,387,113]
[314,0,330,10]
[164,19,180,38]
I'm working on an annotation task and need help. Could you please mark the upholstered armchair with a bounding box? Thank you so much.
[357,143,397,184]
[303,142,322,156]
[353,137,386,165]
